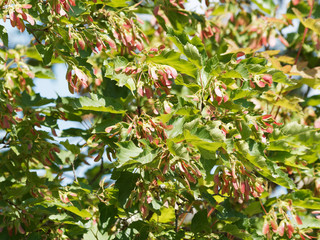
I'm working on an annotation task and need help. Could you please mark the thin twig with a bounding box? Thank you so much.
[1,132,8,143]
[175,209,179,232]
[259,198,267,215]
[303,86,311,99]
[177,203,193,231]
[25,26,43,45]
[71,160,78,183]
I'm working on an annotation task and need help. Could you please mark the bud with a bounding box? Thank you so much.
[278,222,285,236]
[78,38,85,50]
[270,220,278,232]
[6,103,13,113]
[286,223,294,238]
[214,86,223,97]
[18,224,25,234]
[232,179,239,190]
[107,39,117,49]
[240,181,245,194]
[26,14,35,25]
[295,215,303,225]
[94,153,102,162]
[69,0,76,6]
[213,184,219,194]
[262,74,272,86]
[255,183,264,193]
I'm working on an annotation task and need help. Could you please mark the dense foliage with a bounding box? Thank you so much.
[1,0,320,239]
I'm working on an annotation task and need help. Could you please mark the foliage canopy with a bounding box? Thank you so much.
[1,0,320,239]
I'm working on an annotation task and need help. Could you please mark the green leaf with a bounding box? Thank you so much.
[236,120,252,140]
[288,190,320,209]
[205,55,219,74]
[69,1,86,17]
[305,95,320,106]
[166,27,205,68]
[60,140,80,154]
[73,93,126,114]
[222,224,250,238]
[299,215,320,229]
[231,89,259,100]
[129,221,149,240]
[30,66,55,79]
[116,141,143,165]
[0,25,8,47]
[300,78,320,89]
[114,172,139,206]
[183,124,225,153]
[281,122,313,136]
[261,92,302,112]
[191,209,210,233]
[199,148,218,177]
[183,43,202,68]
[167,140,189,160]
[293,8,320,36]
[221,70,242,78]
[268,70,294,85]
[217,200,246,221]
[235,63,250,79]
[251,0,276,15]
[199,186,217,206]
[247,64,267,74]
[35,44,53,66]
[56,205,91,218]
[19,92,54,107]
[105,0,128,7]
[267,140,291,152]
[265,160,296,189]
[151,207,175,223]
[133,145,159,165]
[112,74,136,92]
[98,203,117,232]
[166,116,185,139]
[244,201,263,216]
[237,140,295,189]
[147,50,197,78]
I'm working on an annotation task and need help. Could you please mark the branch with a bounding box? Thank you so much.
[175,209,179,232]
[25,25,43,45]
[177,202,193,231]
[71,159,78,183]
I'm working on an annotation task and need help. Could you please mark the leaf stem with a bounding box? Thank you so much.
[273,0,314,119]
[294,0,314,65]
[259,198,267,215]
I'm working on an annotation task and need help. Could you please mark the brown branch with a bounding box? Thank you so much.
[259,198,267,215]
[177,202,193,231]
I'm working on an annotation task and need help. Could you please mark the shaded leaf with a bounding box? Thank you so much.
[73,93,126,114]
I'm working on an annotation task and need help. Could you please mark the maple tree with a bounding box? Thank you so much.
[1,0,320,239]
